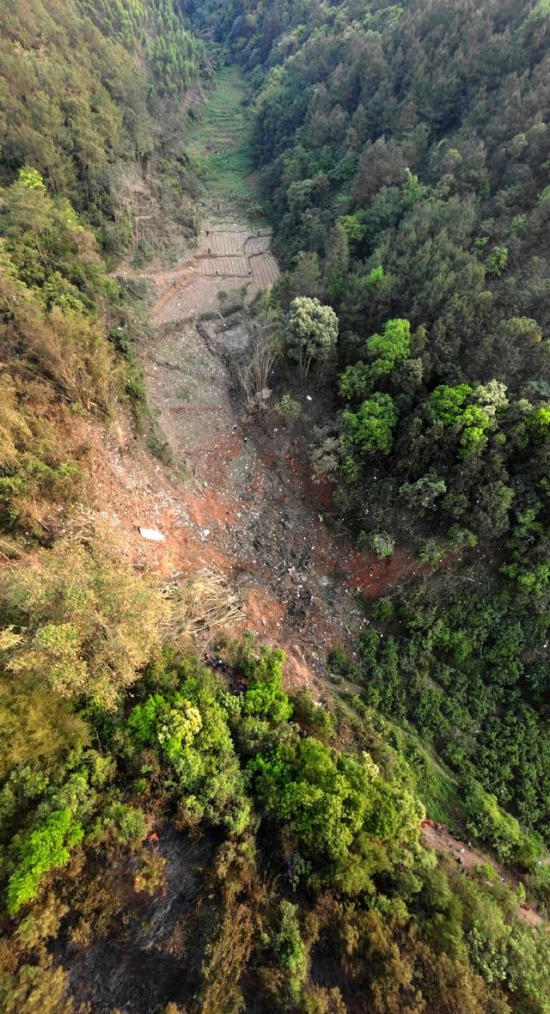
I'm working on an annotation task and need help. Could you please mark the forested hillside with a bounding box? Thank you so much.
[187,0,550,851]
[3,1,550,1012]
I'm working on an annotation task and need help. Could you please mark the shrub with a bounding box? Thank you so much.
[7,809,84,914]
[370,531,395,559]
[272,901,308,1005]
[277,393,301,422]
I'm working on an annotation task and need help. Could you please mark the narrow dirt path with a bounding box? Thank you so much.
[421,822,548,930]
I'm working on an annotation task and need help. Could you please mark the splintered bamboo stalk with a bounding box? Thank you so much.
[162,569,242,646]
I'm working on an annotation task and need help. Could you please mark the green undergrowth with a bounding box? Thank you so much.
[329,645,550,877]
[108,277,174,464]
[2,639,550,1012]
[329,679,550,913]
[185,66,258,211]
[384,722,461,827]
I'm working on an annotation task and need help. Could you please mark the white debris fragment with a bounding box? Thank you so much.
[139,527,166,542]
[200,528,211,541]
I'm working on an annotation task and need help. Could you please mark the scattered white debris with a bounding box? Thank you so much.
[139,527,166,542]
[306,395,312,401]
[200,528,211,541]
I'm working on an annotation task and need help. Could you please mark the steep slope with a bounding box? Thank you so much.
[185,0,550,853]
[2,3,550,1014]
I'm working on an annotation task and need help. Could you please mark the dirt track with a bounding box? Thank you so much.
[421,822,547,930]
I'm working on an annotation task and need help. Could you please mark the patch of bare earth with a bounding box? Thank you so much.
[136,221,279,327]
[96,212,441,691]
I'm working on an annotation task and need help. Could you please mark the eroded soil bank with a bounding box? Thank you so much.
[115,209,411,690]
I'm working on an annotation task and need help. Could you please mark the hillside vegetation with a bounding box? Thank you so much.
[2,1,550,1013]
[185,65,255,204]
[188,0,550,859]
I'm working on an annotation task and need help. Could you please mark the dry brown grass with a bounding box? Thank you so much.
[162,568,242,648]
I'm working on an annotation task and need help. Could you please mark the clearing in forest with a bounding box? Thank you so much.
[104,70,550,931]
[113,66,438,701]
[186,65,258,210]
[134,66,279,325]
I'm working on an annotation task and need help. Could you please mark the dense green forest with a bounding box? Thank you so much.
[3,0,550,1012]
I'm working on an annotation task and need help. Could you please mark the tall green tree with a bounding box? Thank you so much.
[286,296,339,378]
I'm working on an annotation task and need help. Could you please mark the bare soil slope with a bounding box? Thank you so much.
[111,214,366,689]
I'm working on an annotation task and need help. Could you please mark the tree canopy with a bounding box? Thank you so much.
[286,295,339,377]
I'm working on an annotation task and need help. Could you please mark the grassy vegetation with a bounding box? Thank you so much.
[338,692,463,827]
[186,66,258,211]
[400,735,462,826]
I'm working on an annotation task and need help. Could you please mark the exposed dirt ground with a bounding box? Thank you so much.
[91,200,549,937]
[119,221,279,327]
[97,210,427,693]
